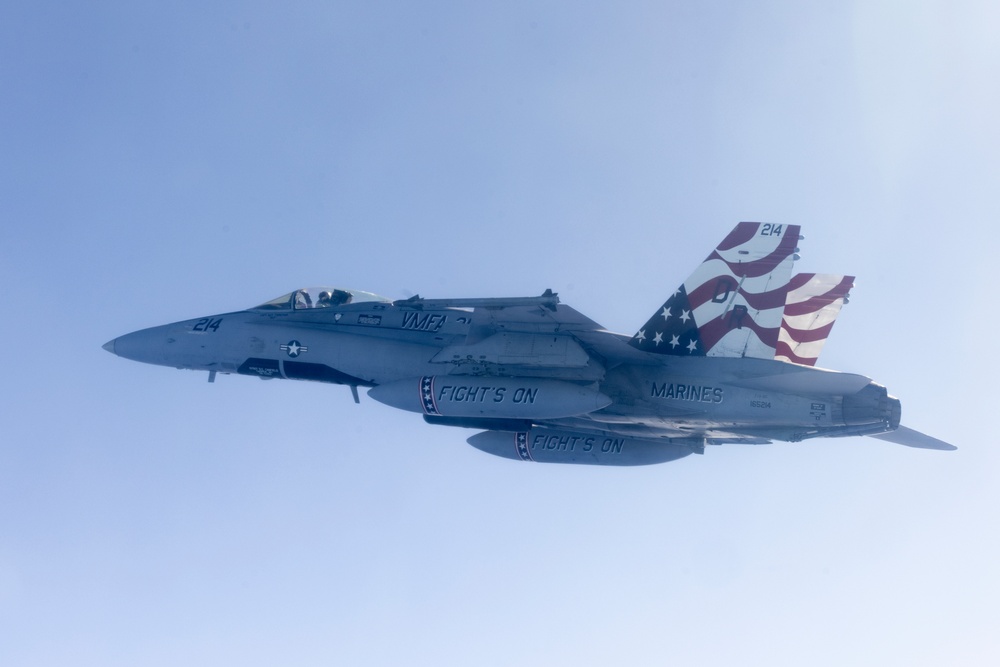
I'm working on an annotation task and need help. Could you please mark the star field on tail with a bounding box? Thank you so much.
[631,284,704,356]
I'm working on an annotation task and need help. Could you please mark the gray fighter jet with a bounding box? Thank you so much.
[104,222,955,465]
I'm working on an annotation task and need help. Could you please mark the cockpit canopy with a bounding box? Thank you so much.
[254,287,392,311]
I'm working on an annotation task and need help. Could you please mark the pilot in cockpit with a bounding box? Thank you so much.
[318,289,352,307]
[294,289,313,309]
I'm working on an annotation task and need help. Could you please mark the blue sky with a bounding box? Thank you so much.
[2,2,997,665]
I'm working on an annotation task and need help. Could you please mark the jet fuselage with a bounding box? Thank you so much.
[105,223,953,464]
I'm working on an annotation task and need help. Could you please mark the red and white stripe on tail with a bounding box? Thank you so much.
[631,222,801,359]
[774,273,854,366]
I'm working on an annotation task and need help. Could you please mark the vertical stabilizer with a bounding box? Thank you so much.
[630,222,800,358]
[775,273,854,366]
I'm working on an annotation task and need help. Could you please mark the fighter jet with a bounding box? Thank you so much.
[103,222,955,465]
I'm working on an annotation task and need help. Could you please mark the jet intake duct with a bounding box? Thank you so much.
[368,376,611,420]
[467,428,696,466]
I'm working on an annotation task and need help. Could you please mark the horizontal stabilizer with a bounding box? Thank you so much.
[870,426,956,450]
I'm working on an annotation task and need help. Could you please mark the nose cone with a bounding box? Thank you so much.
[107,327,163,363]
[102,322,211,368]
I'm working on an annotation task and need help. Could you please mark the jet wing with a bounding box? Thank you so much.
[870,426,956,450]
[409,293,613,379]
[465,302,607,338]
[468,304,666,372]
[431,332,593,368]
[431,293,665,369]
[397,291,606,338]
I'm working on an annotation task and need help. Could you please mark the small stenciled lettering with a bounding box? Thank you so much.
[750,400,771,409]
[192,318,223,332]
[650,382,723,403]
[529,434,625,454]
[237,358,281,378]
[358,314,382,326]
[512,387,537,404]
[809,402,827,421]
[438,385,496,403]
[401,311,447,332]
[533,434,588,452]
[600,438,624,453]
[437,384,537,404]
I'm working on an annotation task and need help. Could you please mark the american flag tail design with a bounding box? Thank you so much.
[775,273,854,366]
[630,222,801,359]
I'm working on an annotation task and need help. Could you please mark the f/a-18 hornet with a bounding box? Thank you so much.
[104,222,954,465]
